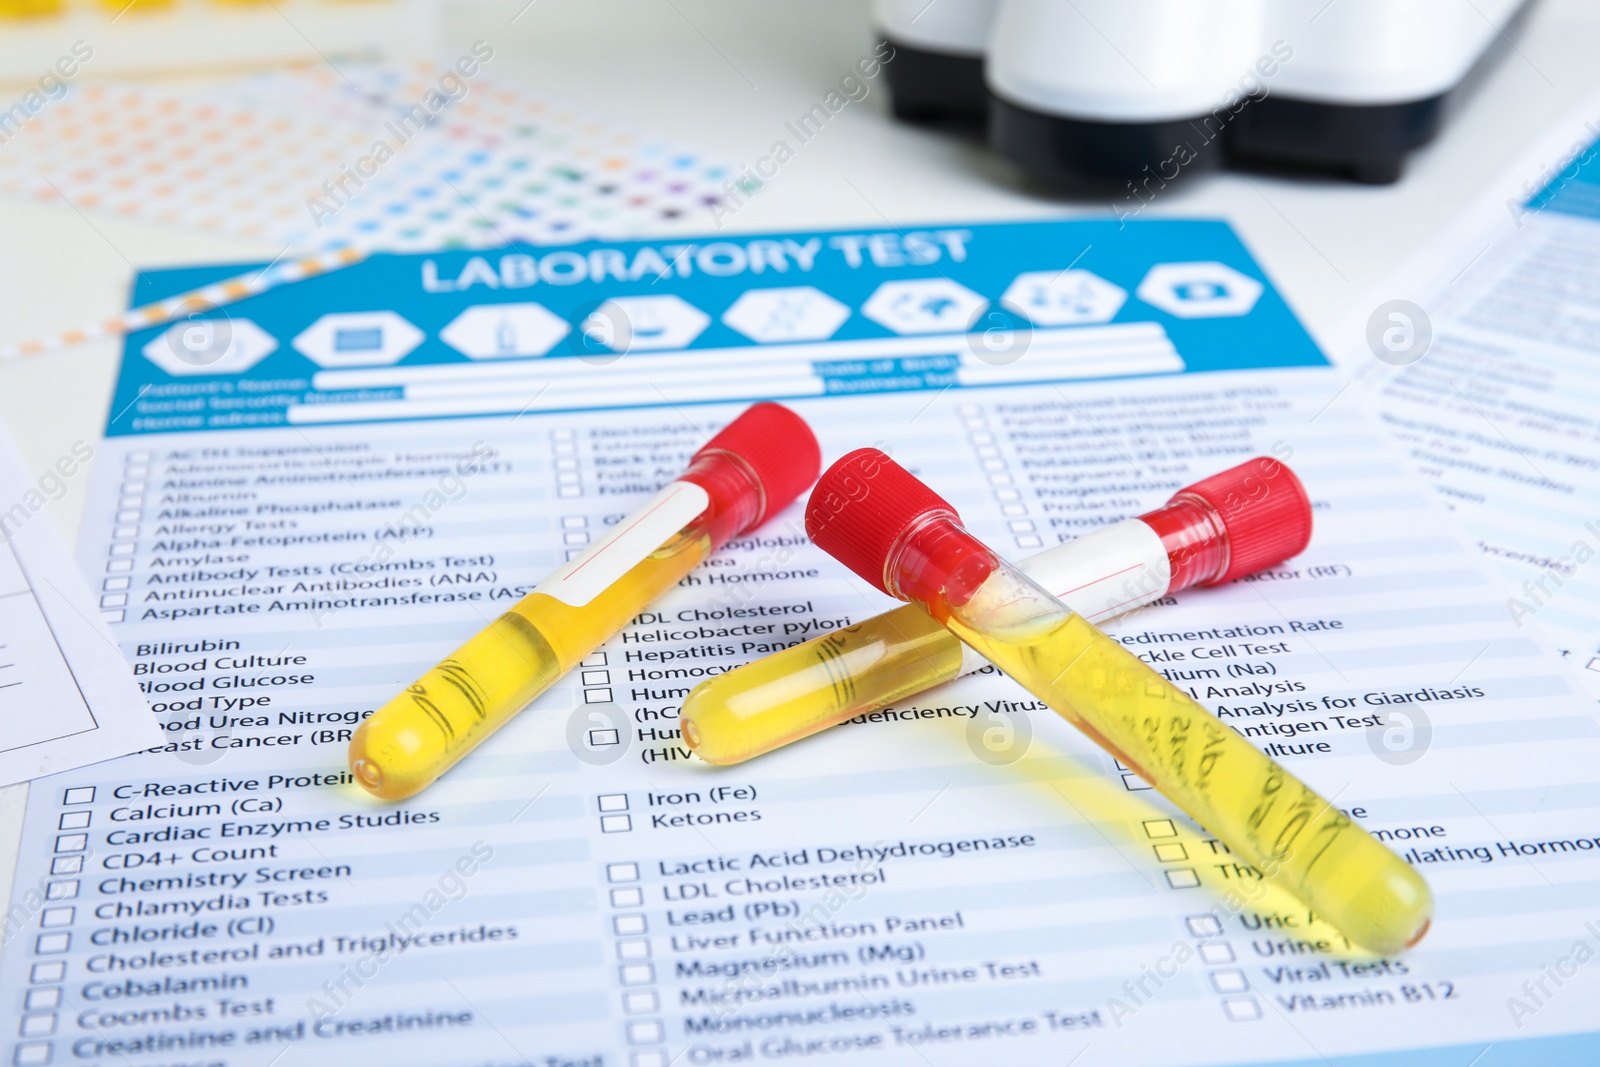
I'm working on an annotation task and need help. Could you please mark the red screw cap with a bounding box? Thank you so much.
[806,448,961,595]
[1176,456,1313,584]
[695,402,822,526]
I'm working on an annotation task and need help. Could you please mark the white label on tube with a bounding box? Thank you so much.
[957,518,1173,676]
[534,481,711,608]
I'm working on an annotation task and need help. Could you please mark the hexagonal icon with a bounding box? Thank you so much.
[1001,270,1127,326]
[142,316,277,376]
[579,295,710,353]
[1136,262,1265,319]
[292,311,425,368]
[721,286,851,344]
[862,279,987,335]
[440,302,570,360]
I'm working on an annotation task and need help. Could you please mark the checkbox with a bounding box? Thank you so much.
[54,834,87,854]
[1165,868,1200,889]
[598,793,628,812]
[112,525,139,539]
[1154,843,1188,863]
[1121,773,1152,792]
[127,450,152,462]
[588,728,620,747]
[1223,997,1262,1021]
[550,428,575,440]
[988,472,1014,486]
[611,887,644,908]
[115,509,142,523]
[566,547,585,559]
[40,907,74,928]
[976,446,1000,459]
[582,669,612,686]
[24,989,60,1010]
[1186,915,1224,938]
[57,812,90,830]
[106,559,132,574]
[562,515,588,528]
[101,610,126,624]
[1210,969,1249,994]
[632,1051,667,1067]
[968,432,994,445]
[583,652,607,667]
[600,814,632,833]
[559,486,583,498]
[109,542,135,557]
[616,939,651,961]
[613,914,647,935]
[100,594,128,608]
[981,458,1007,472]
[1001,503,1027,516]
[1199,942,1235,964]
[564,531,590,545]
[103,576,130,591]
[13,1041,51,1066]
[50,857,83,876]
[556,457,579,471]
[1143,819,1177,839]
[626,1020,664,1044]
[1016,535,1043,549]
[994,488,1020,501]
[619,963,655,986]
[1007,519,1036,533]
[35,933,70,954]
[623,991,660,1014]
[29,961,66,983]
[557,471,581,485]
[122,479,147,492]
[18,1013,56,1037]
[46,882,78,901]
[607,863,639,883]
[585,689,615,704]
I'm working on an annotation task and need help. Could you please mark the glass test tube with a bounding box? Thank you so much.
[803,448,1433,957]
[348,403,821,800]
[681,457,1310,765]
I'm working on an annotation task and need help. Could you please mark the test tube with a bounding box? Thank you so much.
[803,448,1432,956]
[681,457,1310,765]
[348,402,821,800]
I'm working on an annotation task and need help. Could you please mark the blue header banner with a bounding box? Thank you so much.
[107,218,1327,436]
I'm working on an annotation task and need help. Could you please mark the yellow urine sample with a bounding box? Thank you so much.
[681,605,962,765]
[950,607,1433,957]
[349,530,709,800]
[0,0,64,18]
[96,0,177,12]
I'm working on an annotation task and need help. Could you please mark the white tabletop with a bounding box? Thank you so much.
[1,0,1597,889]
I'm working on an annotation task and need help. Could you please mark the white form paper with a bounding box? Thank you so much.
[1337,91,1600,693]
[2,220,1599,1067]
[0,424,159,785]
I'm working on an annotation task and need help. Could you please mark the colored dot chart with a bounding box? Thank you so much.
[0,62,736,252]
